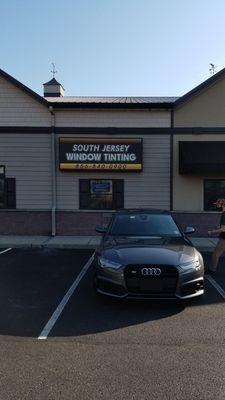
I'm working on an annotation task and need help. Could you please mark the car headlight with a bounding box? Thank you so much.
[98,257,122,270]
[179,259,201,272]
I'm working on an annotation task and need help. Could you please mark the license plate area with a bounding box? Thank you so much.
[139,279,163,291]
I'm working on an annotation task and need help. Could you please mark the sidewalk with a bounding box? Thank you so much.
[0,235,219,252]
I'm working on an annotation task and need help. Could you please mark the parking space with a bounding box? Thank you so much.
[1,248,225,399]
[49,265,225,342]
[0,247,224,340]
[0,248,93,338]
[48,252,225,345]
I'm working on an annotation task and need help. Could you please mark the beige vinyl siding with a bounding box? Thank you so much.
[0,76,51,126]
[0,134,52,209]
[56,134,170,210]
[173,134,225,210]
[174,75,225,127]
[55,109,170,127]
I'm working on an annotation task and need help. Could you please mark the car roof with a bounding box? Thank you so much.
[114,209,171,215]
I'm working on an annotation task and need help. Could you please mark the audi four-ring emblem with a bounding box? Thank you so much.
[141,267,162,276]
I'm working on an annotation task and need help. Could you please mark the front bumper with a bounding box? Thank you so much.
[95,266,204,300]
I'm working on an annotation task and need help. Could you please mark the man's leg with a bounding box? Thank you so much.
[211,239,225,271]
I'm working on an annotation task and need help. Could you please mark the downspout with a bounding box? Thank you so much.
[170,108,174,211]
[49,106,56,236]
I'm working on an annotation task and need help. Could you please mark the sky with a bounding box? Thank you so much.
[1,0,225,97]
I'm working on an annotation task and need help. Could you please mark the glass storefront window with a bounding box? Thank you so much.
[90,179,113,210]
[204,179,225,211]
[79,179,124,210]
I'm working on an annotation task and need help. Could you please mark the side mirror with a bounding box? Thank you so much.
[184,226,195,235]
[95,225,107,234]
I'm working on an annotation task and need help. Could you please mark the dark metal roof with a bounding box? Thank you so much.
[45,96,178,109]
[45,96,179,104]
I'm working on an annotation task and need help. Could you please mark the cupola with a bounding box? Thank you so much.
[43,77,65,97]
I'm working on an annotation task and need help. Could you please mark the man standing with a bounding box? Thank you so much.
[208,198,225,273]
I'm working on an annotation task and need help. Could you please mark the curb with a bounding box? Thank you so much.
[44,243,97,249]
[0,243,98,249]
[0,243,214,252]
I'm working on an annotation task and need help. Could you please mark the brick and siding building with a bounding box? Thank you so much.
[1,68,225,235]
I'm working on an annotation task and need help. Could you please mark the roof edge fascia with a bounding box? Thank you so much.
[174,67,225,107]
[0,68,48,107]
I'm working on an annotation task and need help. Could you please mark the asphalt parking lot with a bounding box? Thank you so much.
[0,248,225,400]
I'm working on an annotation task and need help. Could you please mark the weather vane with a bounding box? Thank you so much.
[51,63,57,78]
[209,63,217,76]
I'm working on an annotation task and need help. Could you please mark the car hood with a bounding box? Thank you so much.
[101,236,197,266]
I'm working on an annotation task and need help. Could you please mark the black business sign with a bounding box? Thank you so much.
[59,137,143,171]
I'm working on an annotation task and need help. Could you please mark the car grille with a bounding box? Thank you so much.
[124,264,178,296]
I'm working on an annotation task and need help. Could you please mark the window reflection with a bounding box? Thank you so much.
[204,179,225,211]
[90,180,113,210]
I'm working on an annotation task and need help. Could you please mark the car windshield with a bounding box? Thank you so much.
[110,213,181,237]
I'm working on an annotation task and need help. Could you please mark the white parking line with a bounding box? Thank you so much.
[0,248,12,255]
[38,252,95,340]
[206,274,225,301]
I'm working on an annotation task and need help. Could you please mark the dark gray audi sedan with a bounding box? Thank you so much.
[94,210,204,300]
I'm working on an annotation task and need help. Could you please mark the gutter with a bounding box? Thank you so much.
[49,102,175,110]
[49,106,56,236]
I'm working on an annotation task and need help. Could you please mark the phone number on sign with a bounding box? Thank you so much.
[60,163,142,170]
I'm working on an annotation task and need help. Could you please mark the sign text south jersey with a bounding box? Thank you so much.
[59,138,143,171]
